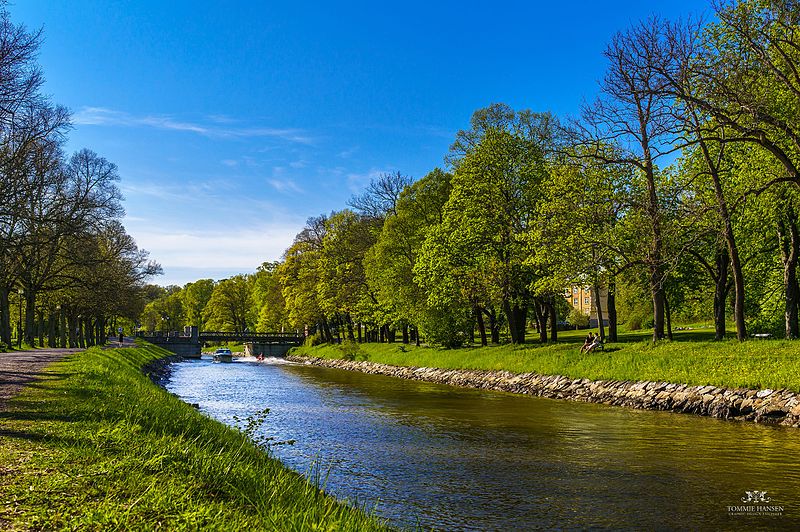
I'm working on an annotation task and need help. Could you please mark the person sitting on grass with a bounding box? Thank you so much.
[585,333,603,353]
[580,332,595,354]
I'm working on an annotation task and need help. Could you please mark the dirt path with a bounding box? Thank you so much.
[0,348,84,409]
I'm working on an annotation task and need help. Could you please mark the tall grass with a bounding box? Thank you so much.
[294,331,800,392]
[0,344,389,530]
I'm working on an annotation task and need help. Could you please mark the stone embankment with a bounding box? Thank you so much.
[286,355,800,427]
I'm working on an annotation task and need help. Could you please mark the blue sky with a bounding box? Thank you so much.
[14,1,707,286]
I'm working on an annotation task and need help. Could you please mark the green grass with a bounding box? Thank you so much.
[0,343,389,531]
[293,328,800,392]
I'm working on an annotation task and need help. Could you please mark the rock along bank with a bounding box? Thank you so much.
[286,355,800,428]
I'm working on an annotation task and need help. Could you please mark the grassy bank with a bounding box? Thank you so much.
[293,328,800,392]
[0,344,388,530]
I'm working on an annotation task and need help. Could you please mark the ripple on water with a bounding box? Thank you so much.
[166,358,800,530]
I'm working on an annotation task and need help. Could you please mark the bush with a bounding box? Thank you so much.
[304,332,324,347]
[566,308,589,329]
[338,340,366,361]
[417,304,472,348]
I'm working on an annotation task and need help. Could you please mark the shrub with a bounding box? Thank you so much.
[566,308,589,329]
[304,332,324,347]
[338,340,365,361]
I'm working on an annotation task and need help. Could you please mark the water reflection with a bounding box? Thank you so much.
[167,357,800,530]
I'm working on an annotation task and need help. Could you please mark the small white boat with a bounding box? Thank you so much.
[212,347,233,363]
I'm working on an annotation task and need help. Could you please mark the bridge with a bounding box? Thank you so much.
[198,331,303,344]
[137,326,304,357]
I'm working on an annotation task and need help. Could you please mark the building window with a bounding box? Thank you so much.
[573,298,579,305]
[584,297,590,305]
[573,287,578,293]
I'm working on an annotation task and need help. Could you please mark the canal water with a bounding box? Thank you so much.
[166,357,800,530]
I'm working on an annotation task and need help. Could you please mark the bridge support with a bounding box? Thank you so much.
[244,342,294,357]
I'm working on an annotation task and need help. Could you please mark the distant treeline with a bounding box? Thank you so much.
[142,1,800,346]
[0,6,159,348]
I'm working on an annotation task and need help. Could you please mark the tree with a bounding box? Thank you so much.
[573,17,682,341]
[536,147,632,342]
[279,215,331,340]
[419,105,555,344]
[364,168,453,344]
[316,210,380,341]
[203,275,254,332]
[181,279,214,330]
[253,262,288,331]
[348,171,412,219]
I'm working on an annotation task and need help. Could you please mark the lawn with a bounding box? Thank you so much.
[293,327,800,392]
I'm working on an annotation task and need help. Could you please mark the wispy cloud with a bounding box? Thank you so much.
[73,106,315,144]
[120,178,237,202]
[268,178,304,194]
[128,225,301,271]
[346,168,388,193]
[338,146,359,159]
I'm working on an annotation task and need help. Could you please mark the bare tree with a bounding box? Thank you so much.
[348,171,412,219]
[572,16,682,341]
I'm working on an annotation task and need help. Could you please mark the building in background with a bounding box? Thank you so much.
[564,285,608,328]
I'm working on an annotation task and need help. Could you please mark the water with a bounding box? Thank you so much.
[166,357,800,530]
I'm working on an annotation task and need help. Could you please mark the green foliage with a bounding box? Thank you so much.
[304,332,324,347]
[181,279,214,330]
[338,340,366,361]
[253,262,289,331]
[566,308,589,329]
[203,274,255,332]
[416,303,472,348]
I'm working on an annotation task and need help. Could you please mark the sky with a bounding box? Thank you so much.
[13,0,708,287]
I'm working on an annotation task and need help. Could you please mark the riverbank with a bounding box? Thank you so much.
[288,340,800,427]
[0,344,388,530]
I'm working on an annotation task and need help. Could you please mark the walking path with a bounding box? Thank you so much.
[0,348,86,409]
[0,337,138,409]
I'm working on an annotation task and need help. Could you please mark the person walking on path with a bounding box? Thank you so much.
[118,328,124,347]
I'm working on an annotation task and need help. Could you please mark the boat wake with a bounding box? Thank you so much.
[236,356,294,365]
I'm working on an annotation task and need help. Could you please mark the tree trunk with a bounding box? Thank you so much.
[484,307,500,344]
[59,308,67,348]
[24,290,36,346]
[698,136,747,341]
[346,315,355,341]
[475,305,487,346]
[651,267,666,342]
[503,300,517,343]
[48,311,56,347]
[402,323,409,344]
[320,317,333,343]
[778,211,800,339]
[37,310,44,347]
[665,295,673,341]
[593,283,605,341]
[0,286,10,347]
[534,301,547,344]
[78,317,85,348]
[713,248,730,341]
[387,326,395,343]
[357,322,363,343]
[548,299,558,342]
[607,279,618,342]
